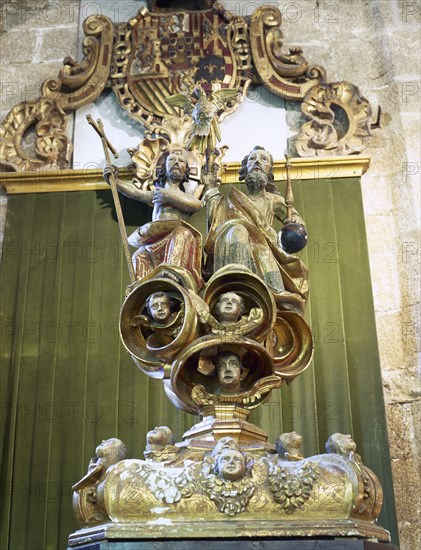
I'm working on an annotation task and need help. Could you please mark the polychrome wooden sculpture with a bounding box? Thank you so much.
[69,135,388,545]
[67,1,388,546]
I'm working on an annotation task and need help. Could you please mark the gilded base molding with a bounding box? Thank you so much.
[69,431,388,547]
[68,519,390,546]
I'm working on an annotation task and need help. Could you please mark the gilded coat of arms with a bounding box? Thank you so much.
[111,6,251,125]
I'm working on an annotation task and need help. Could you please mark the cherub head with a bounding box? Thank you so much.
[95,438,127,469]
[276,431,303,459]
[214,292,245,323]
[325,433,357,456]
[214,351,243,393]
[146,426,175,451]
[211,437,247,482]
[145,292,176,324]
[215,448,246,481]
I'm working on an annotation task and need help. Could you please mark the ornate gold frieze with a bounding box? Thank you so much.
[70,433,389,544]
[0,2,377,173]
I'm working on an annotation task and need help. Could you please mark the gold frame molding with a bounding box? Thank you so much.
[0,157,370,195]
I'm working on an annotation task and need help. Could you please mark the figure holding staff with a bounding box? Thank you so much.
[98,137,204,288]
[86,115,136,282]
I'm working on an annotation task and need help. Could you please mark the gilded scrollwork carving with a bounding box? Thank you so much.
[249,5,373,157]
[268,311,314,379]
[42,15,114,109]
[0,97,72,171]
[0,14,113,172]
[296,81,373,157]
[249,6,325,100]
[258,10,309,79]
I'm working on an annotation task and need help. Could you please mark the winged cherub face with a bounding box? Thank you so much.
[216,448,246,481]
[95,438,126,466]
[146,426,173,447]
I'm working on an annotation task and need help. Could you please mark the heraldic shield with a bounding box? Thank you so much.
[111,5,251,124]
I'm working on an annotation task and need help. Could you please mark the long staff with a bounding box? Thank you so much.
[284,154,294,222]
[86,114,136,282]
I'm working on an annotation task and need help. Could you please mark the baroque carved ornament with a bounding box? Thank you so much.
[0,1,375,172]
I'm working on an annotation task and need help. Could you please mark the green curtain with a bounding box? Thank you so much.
[0,179,398,549]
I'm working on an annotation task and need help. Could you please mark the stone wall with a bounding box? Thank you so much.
[280,3,420,548]
[0,1,80,121]
[1,1,420,548]
[0,0,81,254]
